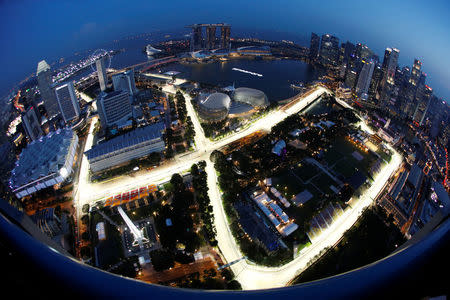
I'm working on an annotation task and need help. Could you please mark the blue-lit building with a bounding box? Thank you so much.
[85,122,165,173]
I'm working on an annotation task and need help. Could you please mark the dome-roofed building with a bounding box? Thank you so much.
[197,93,231,122]
[232,87,269,108]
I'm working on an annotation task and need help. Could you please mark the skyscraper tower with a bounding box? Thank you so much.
[188,24,230,51]
[319,34,340,67]
[409,59,422,86]
[55,81,80,123]
[413,85,433,125]
[36,60,59,119]
[309,33,320,62]
[368,64,382,100]
[206,26,216,50]
[382,47,399,86]
[220,25,231,50]
[112,69,137,96]
[21,106,43,141]
[355,60,375,100]
[96,57,108,92]
[345,69,358,90]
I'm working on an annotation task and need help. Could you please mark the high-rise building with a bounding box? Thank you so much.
[55,81,80,123]
[378,48,399,106]
[97,90,132,129]
[368,64,382,99]
[309,33,320,62]
[319,34,340,67]
[355,43,374,60]
[21,106,43,141]
[381,47,400,86]
[112,69,137,96]
[220,26,231,50]
[409,59,422,86]
[345,69,358,90]
[413,85,433,125]
[355,60,375,100]
[96,57,108,91]
[342,41,356,63]
[191,26,203,51]
[36,60,59,119]
[206,26,216,50]
[188,24,230,52]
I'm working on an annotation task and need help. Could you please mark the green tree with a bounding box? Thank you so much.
[150,249,175,272]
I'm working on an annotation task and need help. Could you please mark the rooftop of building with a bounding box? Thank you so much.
[10,128,75,189]
[37,60,50,75]
[102,90,128,100]
[85,122,165,160]
[199,93,231,110]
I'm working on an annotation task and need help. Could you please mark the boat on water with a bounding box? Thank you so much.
[290,82,305,89]
[146,45,162,56]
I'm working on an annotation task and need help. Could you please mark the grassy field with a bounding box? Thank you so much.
[324,137,376,179]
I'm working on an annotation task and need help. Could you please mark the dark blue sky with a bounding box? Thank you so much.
[1,0,449,100]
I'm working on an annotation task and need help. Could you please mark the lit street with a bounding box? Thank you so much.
[73,83,403,290]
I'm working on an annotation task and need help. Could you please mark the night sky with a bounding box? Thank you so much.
[1,0,449,101]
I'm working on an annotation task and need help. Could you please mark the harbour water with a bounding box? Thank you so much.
[160,58,322,102]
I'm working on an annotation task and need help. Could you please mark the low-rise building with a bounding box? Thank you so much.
[85,122,165,173]
[250,189,298,237]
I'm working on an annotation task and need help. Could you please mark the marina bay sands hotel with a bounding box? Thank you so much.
[187,23,231,52]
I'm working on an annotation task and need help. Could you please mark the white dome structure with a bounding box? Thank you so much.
[197,93,231,122]
[232,87,269,108]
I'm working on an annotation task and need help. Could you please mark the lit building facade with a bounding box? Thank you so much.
[112,69,138,96]
[96,57,108,91]
[22,106,43,141]
[97,90,133,129]
[355,60,375,100]
[37,60,59,119]
[319,34,340,67]
[85,122,165,173]
[55,81,80,123]
[188,23,231,52]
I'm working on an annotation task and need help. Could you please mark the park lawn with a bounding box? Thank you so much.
[310,173,339,196]
[272,171,304,199]
[325,137,376,178]
[293,162,318,183]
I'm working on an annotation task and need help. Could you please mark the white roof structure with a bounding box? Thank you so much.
[37,60,50,75]
[9,128,78,198]
[200,93,231,110]
[232,87,269,108]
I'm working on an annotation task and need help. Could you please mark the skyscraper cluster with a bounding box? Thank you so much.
[187,23,231,52]
[34,60,82,138]
[309,32,445,127]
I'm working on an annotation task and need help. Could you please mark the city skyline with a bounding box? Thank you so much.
[0,2,448,297]
[1,0,450,102]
